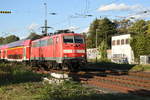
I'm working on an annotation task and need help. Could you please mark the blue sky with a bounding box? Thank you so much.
[0,0,150,39]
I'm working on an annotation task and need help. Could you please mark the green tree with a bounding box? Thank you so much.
[129,20,150,62]
[130,34,145,62]
[97,18,117,48]
[114,19,132,34]
[146,21,150,35]
[87,18,99,48]
[3,35,20,44]
[99,40,107,61]
[0,37,4,45]
[87,18,117,48]
[129,20,147,36]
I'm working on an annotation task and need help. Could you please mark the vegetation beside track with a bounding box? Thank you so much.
[0,62,42,85]
[0,63,150,100]
[130,64,150,72]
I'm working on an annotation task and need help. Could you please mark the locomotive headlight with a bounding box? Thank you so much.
[76,50,85,53]
[81,55,84,57]
[64,54,68,57]
[63,50,73,53]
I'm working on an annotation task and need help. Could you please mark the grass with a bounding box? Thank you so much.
[143,65,150,71]
[130,64,150,72]
[1,80,150,100]
[0,82,43,100]
[0,62,150,100]
[0,62,43,86]
[40,81,150,100]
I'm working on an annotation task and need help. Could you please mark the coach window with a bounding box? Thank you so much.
[48,38,53,45]
[74,36,84,43]
[40,40,47,46]
[112,40,115,45]
[63,36,74,43]
[121,39,124,45]
[117,40,120,45]
[32,42,36,47]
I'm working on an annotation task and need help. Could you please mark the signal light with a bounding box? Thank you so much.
[0,11,11,13]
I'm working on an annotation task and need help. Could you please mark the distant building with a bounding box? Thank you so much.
[140,55,150,64]
[86,48,111,60]
[111,34,134,64]
[86,48,99,59]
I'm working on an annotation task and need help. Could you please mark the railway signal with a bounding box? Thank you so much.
[0,11,11,14]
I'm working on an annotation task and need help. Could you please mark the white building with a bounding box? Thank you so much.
[111,34,134,64]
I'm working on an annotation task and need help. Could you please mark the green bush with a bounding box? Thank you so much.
[129,65,144,72]
[41,81,94,100]
[0,63,42,85]
[143,65,150,71]
[130,64,150,72]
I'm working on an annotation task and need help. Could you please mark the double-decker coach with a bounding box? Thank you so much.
[0,39,32,62]
[0,45,8,60]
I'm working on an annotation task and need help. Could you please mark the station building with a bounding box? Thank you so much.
[111,34,134,64]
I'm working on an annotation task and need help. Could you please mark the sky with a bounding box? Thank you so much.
[0,0,150,39]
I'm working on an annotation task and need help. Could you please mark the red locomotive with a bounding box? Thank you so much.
[0,32,86,71]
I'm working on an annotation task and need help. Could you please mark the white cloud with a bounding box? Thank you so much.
[129,13,150,19]
[68,26,79,31]
[81,27,89,33]
[98,3,141,12]
[27,23,39,31]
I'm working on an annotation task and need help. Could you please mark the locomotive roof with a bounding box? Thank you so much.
[32,33,82,42]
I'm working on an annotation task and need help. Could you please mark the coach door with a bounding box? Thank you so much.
[0,50,1,59]
[23,47,26,60]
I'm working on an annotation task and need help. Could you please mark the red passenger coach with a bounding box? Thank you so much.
[31,33,86,70]
[0,45,8,60]
[4,39,31,62]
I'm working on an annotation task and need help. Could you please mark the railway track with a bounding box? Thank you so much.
[70,71,150,97]
[33,67,150,97]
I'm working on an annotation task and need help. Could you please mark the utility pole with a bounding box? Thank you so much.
[95,29,98,63]
[42,3,48,35]
[41,3,50,35]
[41,3,56,35]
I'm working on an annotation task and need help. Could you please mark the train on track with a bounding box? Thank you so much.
[0,31,87,71]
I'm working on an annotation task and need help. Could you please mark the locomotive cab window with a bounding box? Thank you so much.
[74,36,84,43]
[63,35,84,43]
[63,36,74,43]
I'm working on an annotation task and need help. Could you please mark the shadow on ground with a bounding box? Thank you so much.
[82,62,135,72]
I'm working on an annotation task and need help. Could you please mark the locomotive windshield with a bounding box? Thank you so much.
[63,36,74,43]
[74,36,84,43]
[63,35,84,43]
